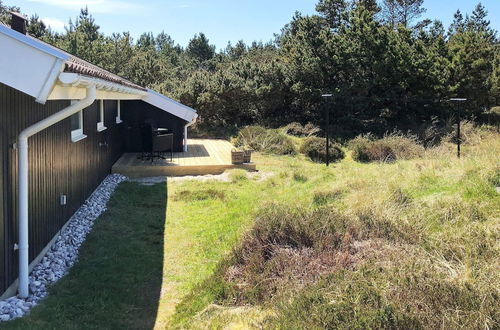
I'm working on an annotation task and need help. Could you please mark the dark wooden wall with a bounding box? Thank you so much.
[0,83,124,294]
[121,100,187,152]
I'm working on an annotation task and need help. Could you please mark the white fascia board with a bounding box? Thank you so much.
[144,89,197,122]
[0,25,69,60]
[49,73,148,100]
[0,25,69,103]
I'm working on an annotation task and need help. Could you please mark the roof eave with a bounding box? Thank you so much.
[144,89,198,122]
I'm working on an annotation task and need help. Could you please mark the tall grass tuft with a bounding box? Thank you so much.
[234,126,296,155]
[300,137,345,163]
[349,133,424,162]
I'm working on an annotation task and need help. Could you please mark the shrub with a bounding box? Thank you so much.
[235,126,296,155]
[283,122,321,137]
[349,133,424,162]
[300,137,345,163]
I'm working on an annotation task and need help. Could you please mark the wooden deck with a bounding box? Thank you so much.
[112,139,256,177]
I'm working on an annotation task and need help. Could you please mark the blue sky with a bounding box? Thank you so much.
[5,0,500,50]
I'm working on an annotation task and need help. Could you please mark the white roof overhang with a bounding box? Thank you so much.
[0,25,198,122]
[0,24,68,103]
[143,89,197,122]
[48,72,147,100]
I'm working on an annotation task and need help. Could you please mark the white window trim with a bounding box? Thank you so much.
[70,100,87,142]
[116,100,123,124]
[97,100,107,132]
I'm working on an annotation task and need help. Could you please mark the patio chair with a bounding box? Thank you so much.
[152,133,174,163]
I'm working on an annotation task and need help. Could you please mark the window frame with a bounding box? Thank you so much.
[70,100,86,142]
[97,99,107,132]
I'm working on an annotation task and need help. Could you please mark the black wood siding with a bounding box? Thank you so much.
[121,100,187,152]
[0,83,124,294]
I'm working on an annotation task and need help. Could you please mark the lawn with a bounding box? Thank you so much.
[4,182,167,329]
[3,129,499,329]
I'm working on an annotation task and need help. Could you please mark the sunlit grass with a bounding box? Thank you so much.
[3,130,498,329]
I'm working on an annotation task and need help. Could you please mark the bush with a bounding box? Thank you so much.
[443,120,482,145]
[235,126,296,155]
[283,122,321,137]
[300,137,345,163]
[349,133,424,162]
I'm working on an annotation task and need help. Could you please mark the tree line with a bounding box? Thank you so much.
[1,0,498,138]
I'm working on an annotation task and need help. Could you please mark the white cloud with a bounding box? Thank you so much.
[41,17,65,32]
[28,0,143,14]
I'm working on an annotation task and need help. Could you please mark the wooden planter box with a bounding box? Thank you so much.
[231,150,245,164]
[243,149,253,163]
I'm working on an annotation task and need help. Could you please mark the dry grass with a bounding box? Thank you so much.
[169,129,500,329]
[349,132,425,162]
[234,125,297,155]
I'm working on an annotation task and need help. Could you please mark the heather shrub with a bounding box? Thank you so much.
[283,122,321,137]
[349,133,424,162]
[300,137,345,163]
[235,126,296,155]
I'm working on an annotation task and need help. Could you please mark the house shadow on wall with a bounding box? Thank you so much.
[6,180,167,329]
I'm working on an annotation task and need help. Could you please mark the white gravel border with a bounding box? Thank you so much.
[0,174,127,322]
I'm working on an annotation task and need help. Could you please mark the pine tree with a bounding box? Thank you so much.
[27,14,47,38]
[381,0,426,29]
[315,0,348,29]
[448,10,465,36]
[186,33,216,62]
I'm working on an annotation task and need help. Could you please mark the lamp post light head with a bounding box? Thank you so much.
[322,94,333,98]
[449,98,467,102]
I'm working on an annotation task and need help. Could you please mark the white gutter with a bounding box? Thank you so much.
[59,72,147,96]
[16,85,97,298]
[183,114,198,152]
[17,71,147,297]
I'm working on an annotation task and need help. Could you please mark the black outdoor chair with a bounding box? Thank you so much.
[152,133,174,163]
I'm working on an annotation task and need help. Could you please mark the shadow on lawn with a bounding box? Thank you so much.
[4,181,167,330]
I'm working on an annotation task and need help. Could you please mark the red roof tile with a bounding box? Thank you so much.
[63,56,146,91]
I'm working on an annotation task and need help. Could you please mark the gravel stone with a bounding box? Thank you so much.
[0,174,126,322]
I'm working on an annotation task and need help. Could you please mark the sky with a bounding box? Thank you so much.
[4,0,500,50]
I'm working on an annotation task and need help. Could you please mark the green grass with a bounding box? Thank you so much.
[3,182,167,329]
[3,129,499,329]
[167,130,500,329]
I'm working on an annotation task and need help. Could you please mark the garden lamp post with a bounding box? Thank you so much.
[322,94,333,166]
[449,98,467,158]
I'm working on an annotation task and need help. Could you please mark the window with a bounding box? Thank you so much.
[97,100,107,132]
[70,101,86,142]
[116,100,123,123]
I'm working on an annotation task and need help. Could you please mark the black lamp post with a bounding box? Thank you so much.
[449,98,467,158]
[322,94,333,166]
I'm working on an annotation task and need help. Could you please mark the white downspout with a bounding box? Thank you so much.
[183,115,197,152]
[17,85,96,298]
